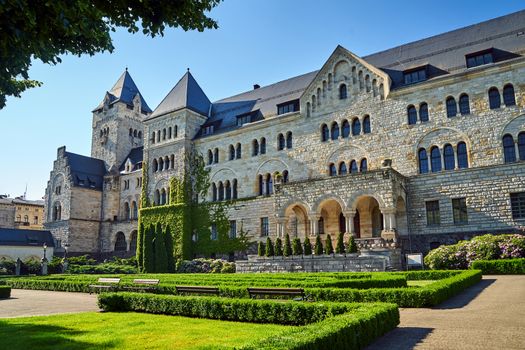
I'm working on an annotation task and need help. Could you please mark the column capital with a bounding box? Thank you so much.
[343,210,356,217]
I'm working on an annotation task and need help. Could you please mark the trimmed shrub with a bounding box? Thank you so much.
[335,232,345,254]
[283,234,292,257]
[303,236,312,256]
[265,237,274,257]
[0,285,11,299]
[274,238,283,256]
[136,222,144,272]
[347,235,358,253]
[22,258,41,275]
[176,259,235,274]
[471,258,525,274]
[314,235,323,255]
[67,255,96,266]
[154,222,168,272]
[0,257,15,275]
[164,224,175,273]
[292,237,303,256]
[143,224,155,272]
[257,241,265,256]
[325,234,334,255]
[68,263,137,274]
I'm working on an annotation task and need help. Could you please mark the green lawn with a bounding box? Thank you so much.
[0,312,292,350]
[407,280,436,287]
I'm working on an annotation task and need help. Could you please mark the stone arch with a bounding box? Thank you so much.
[395,196,408,236]
[326,144,369,165]
[414,127,472,158]
[210,167,238,182]
[349,195,384,238]
[277,199,312,217]
[333,60,350,82]
[129,230,138,252]
[313,194,347,215]
[114,232,127,251]
[255,158,289,176]
[347,191,386,211]
[314,196,346,236]
[501,114,525,139]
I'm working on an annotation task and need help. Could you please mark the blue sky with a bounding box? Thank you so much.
[1,1,524,199]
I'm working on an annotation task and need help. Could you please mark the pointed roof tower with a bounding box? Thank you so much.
[93,69,152,113]
[150,70,211,119]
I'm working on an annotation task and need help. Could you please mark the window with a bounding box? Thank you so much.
[426,200,440,226]
[236,143,242,159]
[430,146,442,172]
[339,162,347,175]
[403,68,427,85]
[352,118,361,136]
[286,132,292,149]
[114,232,127,251]
[232,179,238,199]
[466,50,493,68]
[321,124,329,142]
[211,223,218,240]
[225,181,231,200]
[502,134,516,163]
[33,216,38,225]
[360,158,368,172]
[229,145,235,160]
[503,84,516,106]
[282,170,289,183]
[510,192,525,219]
[162,129,166,140]
[419,103,429,122]
[213,148,219,163]
[446,97,457,117]
[260,138,266,154]
[459,94,470,115]
[452,198,468,224]
[252,140,259,156]
[218,182,224,201]
[318,217,325,235]
[418,149,428,174]
[519,132,525,161]
[339,84,347,99]
[265,174,273,195]
[23,215,28,223]
[207,150,213,165]
[363,116,371,133]
[350,160,358,173]
[168,127,172,139]
[258,175,263,196]
[341,120,350,138]
[202,125,214,136]
[457,142,469,168]
[277,100,299,115]
[237,114,251,126]
[55,186,61,195]
[488,87,501,109]
[132,201,138,219]
[407,105,417,125]
[329,163,337,176]
[229,221,237,238]
[260,217,269,236]
[331,122,339,140]
[277,134,285,150]
[443,144,455,170]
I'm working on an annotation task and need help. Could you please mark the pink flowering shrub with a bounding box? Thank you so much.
[425,234,525,270]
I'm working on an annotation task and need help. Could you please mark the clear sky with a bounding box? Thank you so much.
[0,0,524,200]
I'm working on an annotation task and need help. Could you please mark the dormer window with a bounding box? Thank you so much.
[202,125,214,136]
[466,49,493,68]
[277,100,299,115]
[403,67,427,85]
[237,114,251,126]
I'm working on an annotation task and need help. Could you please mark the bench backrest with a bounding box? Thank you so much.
[176,285,219,292]
[132,279,160,285]
[248,287,304,294]
[97,278,120,284]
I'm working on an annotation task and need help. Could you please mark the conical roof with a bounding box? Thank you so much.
[93,70,152,113]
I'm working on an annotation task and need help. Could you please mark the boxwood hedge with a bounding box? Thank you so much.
[0,285,11,298]
[471,258,525,274]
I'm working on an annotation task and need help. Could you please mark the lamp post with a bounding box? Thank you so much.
[41,242,48,275]
[62,243,70,273]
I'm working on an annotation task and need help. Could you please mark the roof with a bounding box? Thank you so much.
[119,146,144,172]
[150,71,211,118]
[11,198,44,206]
[93,70,152,113]
[65,152,107,190]
[0,228,55,248]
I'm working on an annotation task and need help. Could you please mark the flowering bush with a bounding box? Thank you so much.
[425,234,525,270]
[176,258,235,273]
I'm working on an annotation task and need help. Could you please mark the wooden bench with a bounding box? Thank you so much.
[247,287,308,301]
[175,285,220,296]
[88,278,121,294]
[123,279,160,293]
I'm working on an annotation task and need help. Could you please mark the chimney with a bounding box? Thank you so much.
[253,84,260,90]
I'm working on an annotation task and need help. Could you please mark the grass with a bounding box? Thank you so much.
[0,312,292,350]
[407,280,437,287]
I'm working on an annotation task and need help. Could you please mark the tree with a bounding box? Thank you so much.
[136,222,144,271]
[257,241,265,257]
[265,237,274,257]
[143,224,155,272]
[292,237,303,256]
[303,236,313,256]
[314,235,324,255]
[274,238,283,256]
[164,224,175,272]
[347,235,358,254]
[325,234,334,255]
[0,0,222,108]
[335,232,345,254]
[154,223,168,272]
[283,234,292,257]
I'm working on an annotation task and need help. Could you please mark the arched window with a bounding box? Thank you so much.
[407,105,417,125]
[488,87,501,109]
[232,179,238,199]
[341,120,350,138]
[153,159,158,172]
[419,103,429,122]
[132,201,138,219]
[260,138,266,154]
[418,148,429,174]
[339,84,347,99]
[162,128,166,140]
[161,189,167,205]
[316,88,321,105]
[321,124,329,142]
[174,125,178,137]
[138,131,142,139]
[124,202,130,220]
[358,70,364,90]
[352,118,361,136]
[503,84,516,106]
[266,174,273,195]
[170,155,175,169]
[350,160,358,173]
[252,139,259,156]
[225,181,231,200]
[329,163,337,176]
[207,150,213,165]
[282,170,289,183]
[23,215,28,223]
[157,131,161,142]
[218,182,224,201]
[164,156,169,170]
[331,122,339,140]
[446,97,457,117]
[360,158,368,172]
[430,146,442,172]
[365,75,371,92]
[213,148,219,163]
[351,66,357,84]
[519,132,525,161]
[286,132,292,149]
[363,115,371,134]
[130,231,137,252]
[158,158,164,171]
[236,143,242,159]
[168,127,172,139]
[133,129,137,137]
[114,232,127,251]
[258,175,264,195]
[312,95,316,110]
[372,79,378,97]
[154,190,160,206]
[443,144,455,170]
[503,134,516,163]
[151,132,156,144]
[318,217,325,235]
[339,162,347,175]
[457,142,469,168]
[459,94,470,115]
[129,128,133,136]
[306,102,311,117]
[278,133,285,150]
[212,183,217,201]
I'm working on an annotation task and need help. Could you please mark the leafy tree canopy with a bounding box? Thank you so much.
[0,0,222,108]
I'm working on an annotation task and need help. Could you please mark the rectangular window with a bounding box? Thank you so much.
[260,217,269,236]
[466,50,493,68]
[229,220,237,239]
[403,68,427,85]
[236,114,251,126]
[210,223,218,240]
[510,192,525,219]
[426,200,440,226]
[33,216,38,225]
[202,125,214,136]
[452,198,468,224]
[277,100,300,115]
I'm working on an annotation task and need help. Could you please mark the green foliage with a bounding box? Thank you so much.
[136,223,144,271]
[67,263,137,274]
[176,259,235,273]
[257,241,265,256]
[154,222,168,272]
[0,285,11,298]
[335,232,345,254]
[47,257,64,274]
[283,234,292,257]
[0,257,15,275]
[164,225,175,272]
[274,238,283,256]
[347,235,358,253]
[141,156,150,208]
[265,237,274,257]
[22,258,41,275]
[0,0,222,108]
[324,235,334,255]
[66,255,96,266]
[292,237,303,256]
[143,225,155,272]
[314,235,324,255]
[303,236,312,256]
[471,258,525,274]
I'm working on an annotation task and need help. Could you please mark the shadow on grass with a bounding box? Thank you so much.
[432,278,496,310]
[0,321,119,350]
[364,327,433,350]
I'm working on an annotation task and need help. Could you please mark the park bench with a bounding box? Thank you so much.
[175,285,220,296]
[123,279,160,293]
[88,278,121,294]
[247,287,309,301]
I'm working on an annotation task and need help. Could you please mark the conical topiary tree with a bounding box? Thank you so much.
[257,241,265,256]
[143,224,155,272]
[265,237,274,257]
[154,222,168,272]
[325,234,334,255]
[274,237,283,256]
[335,232,345,254]
[303,236,312,255]
[347,235,358,253]
[164,224,175,272]
[314,235,324,255]
[292,237,303,256]
[283,234,292,257]
[136,222,144,271]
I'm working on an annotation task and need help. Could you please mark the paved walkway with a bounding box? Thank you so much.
[366,275,525,350]
[0,289,99,318]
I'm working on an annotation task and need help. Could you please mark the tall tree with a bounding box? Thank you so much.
[335,232,345,254]
[292,237,303,256]
[265,237,274,257]
[0,0,222,108]
[274,238,283,256]
[324,234,334,255]
[283,234,292,257]
[303,236,312,256]
[314,235,324,255]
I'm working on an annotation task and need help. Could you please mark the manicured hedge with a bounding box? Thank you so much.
[471,258,525,274]
[0,285,11,298]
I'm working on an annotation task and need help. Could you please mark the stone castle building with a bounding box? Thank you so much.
[44,11,525,261]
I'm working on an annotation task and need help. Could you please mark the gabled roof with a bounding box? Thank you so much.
[150,71,211,118]
[0,228,55,247]
[93,70,152,113]
[119,146,144,172]
[65,152,106,190]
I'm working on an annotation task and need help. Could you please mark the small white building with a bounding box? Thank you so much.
[0,228,54,261]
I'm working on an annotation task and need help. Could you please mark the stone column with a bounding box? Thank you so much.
[515,142,520,160]
[309,215,319,236]
[343,210,356,236]
[276,217,286,238]
[440,147,445,171]
[454,145,459,169]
